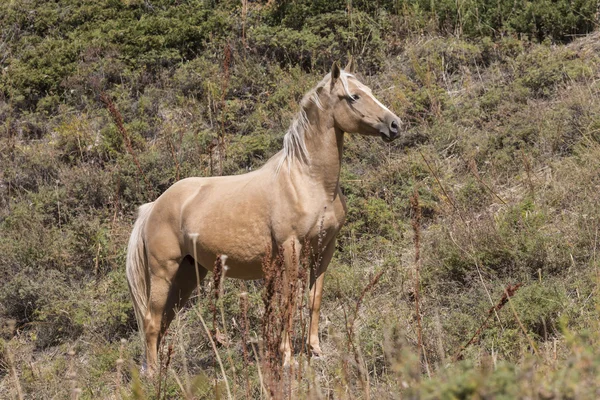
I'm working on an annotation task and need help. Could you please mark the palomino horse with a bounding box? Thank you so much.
[126,60,402,373]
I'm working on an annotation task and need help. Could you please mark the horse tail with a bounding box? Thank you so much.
[126,202,155,347]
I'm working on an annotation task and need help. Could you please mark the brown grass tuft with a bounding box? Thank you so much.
[261,245,286,396]
[99,92,153,198]
[410,188,426,375]
[211,255,224,336]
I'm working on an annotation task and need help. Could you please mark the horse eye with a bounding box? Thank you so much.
[349,94,360,103]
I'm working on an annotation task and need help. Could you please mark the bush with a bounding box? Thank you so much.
[516,46,594,98]
[2,1,600,397]
[249,10,386,72]
[0,271,85,348]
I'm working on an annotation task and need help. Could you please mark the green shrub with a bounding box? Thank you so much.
[516,46,594,98]
[249,10,386,72]
[2,1,600,397]
[0,272,43,327]
[512,282,566,340]
[0,271,85,348]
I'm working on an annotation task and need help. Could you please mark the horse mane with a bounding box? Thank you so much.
[276,70,353,173]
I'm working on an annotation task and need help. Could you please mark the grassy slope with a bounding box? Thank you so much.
[1,1,600,398]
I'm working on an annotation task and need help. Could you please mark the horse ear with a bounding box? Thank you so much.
[345,56,356,73]
[330,62,341,89]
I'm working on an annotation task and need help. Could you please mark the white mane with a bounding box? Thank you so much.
[276,71,353,173]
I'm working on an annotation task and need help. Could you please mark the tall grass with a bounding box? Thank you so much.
[2,8,600,397]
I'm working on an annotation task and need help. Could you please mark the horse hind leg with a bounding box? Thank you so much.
[162,255,208,337]
[144,255,208,373]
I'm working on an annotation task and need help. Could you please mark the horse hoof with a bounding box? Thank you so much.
[140,363,156,379]
[282,351,292,369]
[310,346,323,358]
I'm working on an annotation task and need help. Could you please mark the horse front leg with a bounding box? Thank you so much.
[308,238,336,357]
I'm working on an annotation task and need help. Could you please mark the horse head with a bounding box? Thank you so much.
[324,59,403,142]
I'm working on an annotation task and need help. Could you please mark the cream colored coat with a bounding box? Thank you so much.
[126,61,402,372]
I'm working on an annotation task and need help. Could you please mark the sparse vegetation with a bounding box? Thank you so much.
[2,0,600,398]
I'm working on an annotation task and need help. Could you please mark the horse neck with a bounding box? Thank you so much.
[299,107,344,200]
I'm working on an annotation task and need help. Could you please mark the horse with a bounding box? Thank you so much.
[126,59,403,373]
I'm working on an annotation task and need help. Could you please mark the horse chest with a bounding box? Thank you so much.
[304,194,347,241]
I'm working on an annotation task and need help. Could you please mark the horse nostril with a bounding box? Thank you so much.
[390,120,398,133]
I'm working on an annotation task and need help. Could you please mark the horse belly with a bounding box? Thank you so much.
[193,242,267,280]
[186,216,271,280]
[216,257,265,280]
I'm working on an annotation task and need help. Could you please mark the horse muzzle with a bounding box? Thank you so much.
[379,118,401,142]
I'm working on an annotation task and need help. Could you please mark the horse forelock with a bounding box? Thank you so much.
[339,72,354,97]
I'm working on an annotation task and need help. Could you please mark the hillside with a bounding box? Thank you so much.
[1,1,600,398]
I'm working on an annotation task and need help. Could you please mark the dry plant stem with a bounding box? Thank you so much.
[170,369,188,399]
[282,243,300,400]
[209,262,221,378]
[218,256,238,394]
[353,269,386,329]
[111,174,121,231]
[161,346,174,400]
[449,231,504,327]
[345,269,386,400]
[175,313,192,398]
[217,42,232,174]
[190,238,232,398]
[468,159,507,205]
[261,245,287,395]
[343,306,370,400]
[94,242,101,276]
[55,183,62,231]
[433,310,446,361]
[194,306,233,400]
[115,339,126,399]
[239,292,251,400]
[5,347,24,400]
[419,150,467,226]
[167,138,180,181]
[211,256,223,335]
[241,0,248,47]
[504,286,540,357]
[250,337,268,399]
[594,227,599,283]
[307,215,326,368]
[520,150,535,199]
[421,151,502,327]
[453,313,494,363]
[100,92,153,197]
[410,189,426,375]
[453,284,522,362]
[473,257,503,327]
[284,242,305,374]
[67,349,80,400]
[297,241,310,381]
[155,329,167,400]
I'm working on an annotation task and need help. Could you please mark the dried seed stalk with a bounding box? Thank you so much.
[453,283,522,362]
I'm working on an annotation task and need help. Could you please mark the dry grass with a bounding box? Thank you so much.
[2,19,600,399]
